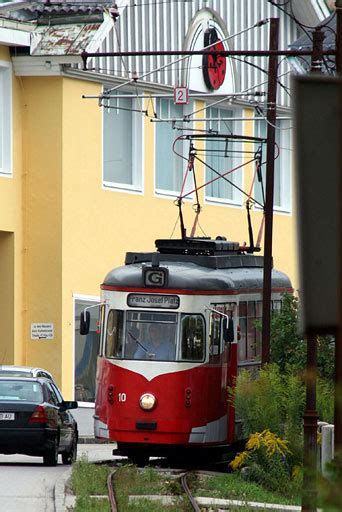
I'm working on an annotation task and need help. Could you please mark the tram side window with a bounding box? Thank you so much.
[180,314,205,361]
[238,301,262,362]
[105,310,124,358]
[209,313,221,356]
[272,300,282,313]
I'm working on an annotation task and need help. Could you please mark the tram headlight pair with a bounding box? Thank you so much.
[139,393,156,411]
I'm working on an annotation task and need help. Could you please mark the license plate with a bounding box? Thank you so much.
[0,412,15,421]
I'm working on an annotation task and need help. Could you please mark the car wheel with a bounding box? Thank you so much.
[62,434,77,465]
[43,436,59,466]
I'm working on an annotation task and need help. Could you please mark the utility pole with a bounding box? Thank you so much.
[261,17,279,365]
[335,0,342,467]
[301,27,324,512]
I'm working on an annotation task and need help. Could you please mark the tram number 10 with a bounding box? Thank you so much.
[118,393,127,402]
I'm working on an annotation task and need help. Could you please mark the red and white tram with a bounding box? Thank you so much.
[81,237,292,464]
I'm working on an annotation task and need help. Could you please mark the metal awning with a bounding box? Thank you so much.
[288,12,336,73]
[289,12,336,50]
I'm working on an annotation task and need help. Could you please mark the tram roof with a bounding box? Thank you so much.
[103,239,292,292]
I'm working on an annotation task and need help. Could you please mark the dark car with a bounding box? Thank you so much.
[0,377,78,466]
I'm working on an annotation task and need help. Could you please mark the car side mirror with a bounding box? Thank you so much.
[80,310,90,335]
[223,317,234,343]
[59,400,78,412]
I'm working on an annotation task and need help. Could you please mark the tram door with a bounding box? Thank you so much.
[208,308,225,427]
[208,303,237,443]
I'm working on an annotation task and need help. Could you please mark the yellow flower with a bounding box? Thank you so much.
[230,430,291,472]
[229,450,250,471]
[292,465,302,481]
[246,431,262,451]
[247,430,291,457]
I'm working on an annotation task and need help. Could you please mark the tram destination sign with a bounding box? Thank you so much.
[127,293,180,309]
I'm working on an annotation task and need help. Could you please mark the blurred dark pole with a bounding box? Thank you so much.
[301,26,324,512]
[335,0,342,466]
[261,18,279,365]
[302,334,319,511]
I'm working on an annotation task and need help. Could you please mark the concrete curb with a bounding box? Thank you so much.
[54,467,74,512]
[78,437,109,444]
[129,495,302,511]
[196,496,301,510]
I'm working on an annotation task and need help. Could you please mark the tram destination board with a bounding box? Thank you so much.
[127,293,180,309]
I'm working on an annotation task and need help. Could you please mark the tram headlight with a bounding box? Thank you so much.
[139,393,156,411]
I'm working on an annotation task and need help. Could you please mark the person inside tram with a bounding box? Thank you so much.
[133,323,175,360]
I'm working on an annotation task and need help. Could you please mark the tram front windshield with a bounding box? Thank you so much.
[126,312,177,360]
[105,309,205,362]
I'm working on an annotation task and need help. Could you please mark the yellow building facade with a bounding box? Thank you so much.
[0,0,327,434]
[1,70,297,384]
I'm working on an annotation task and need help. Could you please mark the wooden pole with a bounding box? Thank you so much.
[261,18,279,365]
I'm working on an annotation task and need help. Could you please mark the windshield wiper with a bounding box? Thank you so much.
[128,331,149,354]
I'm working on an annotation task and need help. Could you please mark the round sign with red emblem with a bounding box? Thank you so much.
[202,27,226,90]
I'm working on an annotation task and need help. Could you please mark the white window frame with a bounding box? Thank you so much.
[73,293,100,407]
[0,61,12,177]
[253,115,292,214]
[102,92,143,194]
[204,105,244,207]
[154,98,194,199]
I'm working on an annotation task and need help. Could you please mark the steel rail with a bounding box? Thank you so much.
[180,472,201,512]
[107,469,118,512]
[105,462,235,510]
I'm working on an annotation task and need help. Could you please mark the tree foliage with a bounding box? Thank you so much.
[270,293,335,381]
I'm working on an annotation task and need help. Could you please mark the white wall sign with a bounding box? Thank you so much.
[31,323,54,340]
[173,87,189,104]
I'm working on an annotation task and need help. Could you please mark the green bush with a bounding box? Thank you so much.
[316,377,334,424]
[230,430,301,500]
[235,364,305,464]
[270,294,306,373]
[233,292,336,499]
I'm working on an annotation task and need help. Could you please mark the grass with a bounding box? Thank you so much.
[189,472,301,505]
[70,458,301,511]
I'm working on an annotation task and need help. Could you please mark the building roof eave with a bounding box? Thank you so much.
[12,54,82,76]
[291,0,330,27]
[0,25,31,47]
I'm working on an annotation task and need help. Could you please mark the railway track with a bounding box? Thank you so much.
[106,461,229,512]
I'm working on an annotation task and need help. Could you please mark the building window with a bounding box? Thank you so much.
[205,106,242,204]
[74,297,100,403]
[254,117,292,212]
[103,93,143,192]
[0,62,12,177]
[155,98,193,196]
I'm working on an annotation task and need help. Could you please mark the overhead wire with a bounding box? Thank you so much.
[268,0,336,74]
[94,18,270,96]
[85,15,293,128]
[92,3,290,240]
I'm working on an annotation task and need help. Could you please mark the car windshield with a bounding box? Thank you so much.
[0,371,32,378]
[0,380,43,402]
